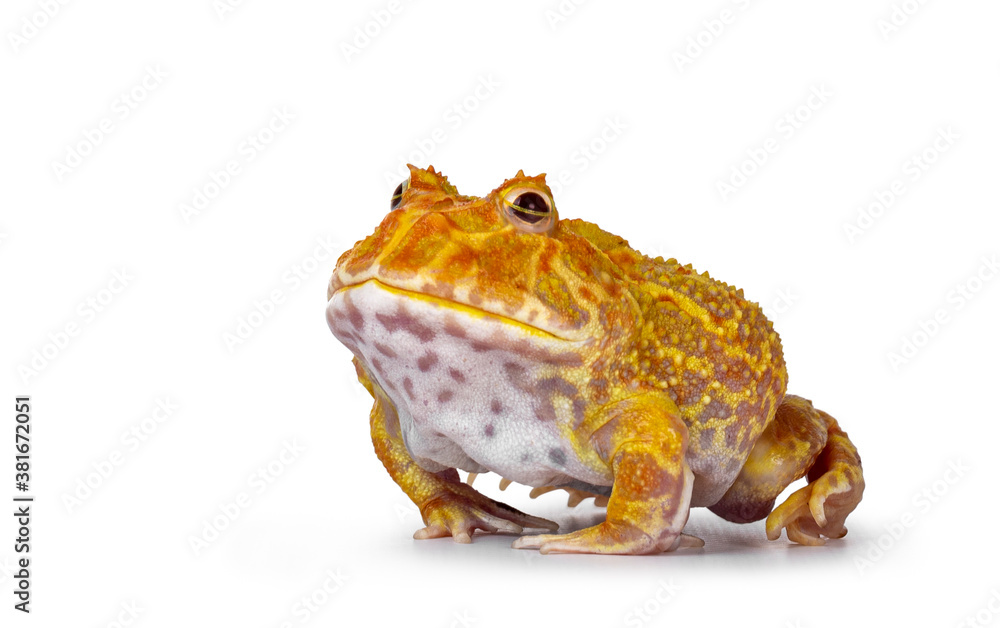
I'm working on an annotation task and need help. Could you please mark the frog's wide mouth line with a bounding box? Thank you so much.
[331,278,571,341]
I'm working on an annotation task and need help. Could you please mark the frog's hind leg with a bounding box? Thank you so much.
[708,395,865,545]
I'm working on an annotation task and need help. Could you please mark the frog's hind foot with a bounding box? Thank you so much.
[465,473,514,492]
[466,475,606,508]
[528,485,609,508]
[709,395,864,546]
[766,405,864,545]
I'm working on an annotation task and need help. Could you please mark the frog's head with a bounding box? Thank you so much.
[326,164,647,430]
[328,165,637,347]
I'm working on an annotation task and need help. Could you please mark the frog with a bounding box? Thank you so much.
[325,165,864,555]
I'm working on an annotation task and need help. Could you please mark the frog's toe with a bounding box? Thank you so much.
[416,488,558,544]
[668,533,705,550]
[512,522,672,555]
[413,517,515,543]
[414,523,471,542]
[766,469,859,545]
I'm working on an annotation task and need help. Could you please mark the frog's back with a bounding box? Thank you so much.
[561,219,787,504]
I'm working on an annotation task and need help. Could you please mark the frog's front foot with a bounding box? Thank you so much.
[415,481,558,544]
[514,392,694,555]
[512,524,703,555]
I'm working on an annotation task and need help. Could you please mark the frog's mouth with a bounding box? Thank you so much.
[328,279,569,342]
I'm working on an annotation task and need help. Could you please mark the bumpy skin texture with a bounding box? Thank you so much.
[326,165,864,555]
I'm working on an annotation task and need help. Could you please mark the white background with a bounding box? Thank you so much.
[2,0,998,626]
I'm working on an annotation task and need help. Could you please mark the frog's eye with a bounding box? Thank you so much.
[502,188,556,233]
[390,179,409,210]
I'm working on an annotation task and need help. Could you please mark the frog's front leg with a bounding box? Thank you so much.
[513,392,695,555]
[360,363,558,543]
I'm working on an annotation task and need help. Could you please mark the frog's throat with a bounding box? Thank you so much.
[327,279,606,488]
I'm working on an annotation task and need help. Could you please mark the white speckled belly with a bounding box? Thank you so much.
[327,280,611,489]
